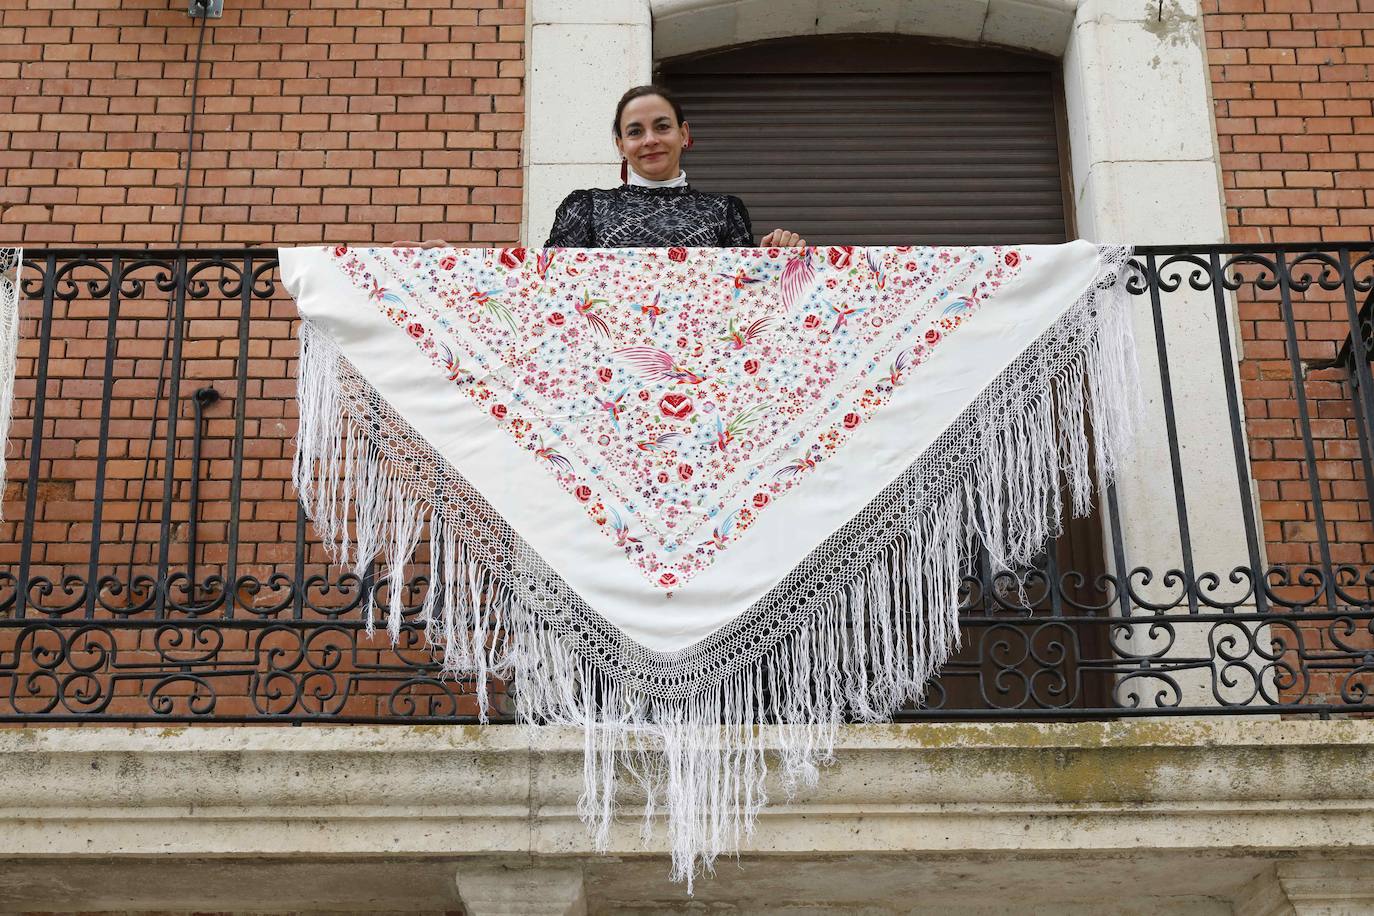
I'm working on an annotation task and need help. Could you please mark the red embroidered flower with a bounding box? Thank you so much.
[333,245,348,257]
[843,412,861,430]
[1004,250,1021,268]
[660,392,693,420]
[752,492,770,509]
[575,251,589,262]
[803,315,821,330]
[925,328,941,344]
[638,389,651,402]
[677,463,693,481]
[657,471,670,484]
[438,255,458,270]
[490,404,507,420]
[597,366,613,384]
[743,358,759,376]
[667,247,688,262]
[574,484,592,502]
[658,572,678,588]
[405,322,425,339]
[828,245,854,269]
[548,312,565,326]
[499,247,527,268]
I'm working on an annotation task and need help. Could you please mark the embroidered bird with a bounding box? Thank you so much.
[717,316,773,350]
[608,507,640,547]
[594,386,630,432]
[576,289,611,337]
[866,249,887,291]
[535,249,556,280]
[774,454,818,480]
[830,300,868,333]
[716,267,767,300]
[943,293,979,316]
[634,291,664,330]
[714,403,772,451]
[534,436,572,472]
[636,431,683,453]
[468,287,517,331]
[438,344,469,383]
[778,247,817,311]
[366,278,403,305]
[614,346,706,385]
[887,349,911,387]
[699,508,739,550]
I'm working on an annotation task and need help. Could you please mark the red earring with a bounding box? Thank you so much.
[620,158,628,183]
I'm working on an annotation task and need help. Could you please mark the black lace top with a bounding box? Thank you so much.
[543,184,755,248]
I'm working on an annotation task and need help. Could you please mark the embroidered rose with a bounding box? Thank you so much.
[677,463,693,481]
[438,255,457,270]
[490,404,507,420]
[659,392,693,420]
[597,366,613,384]
[843,412,861,430]
[1004,250,1020,268]
[925,328,941,344]
[406,322,425,339]
[499,247,526,268]
[743,358,759,376]
[803,315,821,330]
[638,389,651,402]
[828,246,854,269]
[657,471,670,484]
[752,492,770,509]
[548,312,565,326]
[574,484,592,502]
[667,247,688,262]
[333,245,348,257]
[658,572,678,588]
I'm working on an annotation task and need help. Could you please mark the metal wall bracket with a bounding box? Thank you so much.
[189,0,223,18]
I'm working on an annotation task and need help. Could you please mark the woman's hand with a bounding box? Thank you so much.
[760,229,806,247]
[392,239,450,249]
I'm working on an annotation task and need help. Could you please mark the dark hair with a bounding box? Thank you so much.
[612,84,685,137]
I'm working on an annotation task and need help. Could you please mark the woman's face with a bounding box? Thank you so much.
[615,94,691,182]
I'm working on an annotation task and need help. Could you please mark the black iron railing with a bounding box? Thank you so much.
[2,245,1373,722]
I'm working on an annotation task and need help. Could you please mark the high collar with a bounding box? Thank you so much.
[627,168,688,189]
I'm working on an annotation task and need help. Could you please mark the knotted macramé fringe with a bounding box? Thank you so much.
[0,248,20,522]
[292,247,1139,892]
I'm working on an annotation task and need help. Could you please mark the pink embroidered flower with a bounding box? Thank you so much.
[925,328,941,344]
[667,247,688,262]
[490,404,508,420]
[677,463,693,481]
[638,389,651,402]
[438,255,457,270]
[828,246,854,269]
[1004,250,1020,267]
[743,358,759,376]
[659,392,693,420]
[803,315,821,330]
[843,412,861,430]
[597,366,613,384]
[752,492,770,509]
[657,471,670,484]
[548,312,565,326]
[658,572,678,588]
[406,322,425,339]
[499,247,526,268]
[574,484,592,502]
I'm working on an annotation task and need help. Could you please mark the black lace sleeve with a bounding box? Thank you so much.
[544,191,595,247]
[721,195,755,247]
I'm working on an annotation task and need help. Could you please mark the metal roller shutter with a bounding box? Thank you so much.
[661,37,1071,246]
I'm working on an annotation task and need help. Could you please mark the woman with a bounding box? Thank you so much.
[544,85,806,249]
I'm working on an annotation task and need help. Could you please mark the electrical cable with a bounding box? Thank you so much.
[124,4,211,599]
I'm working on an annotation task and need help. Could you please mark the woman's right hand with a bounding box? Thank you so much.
[392,239,450,249]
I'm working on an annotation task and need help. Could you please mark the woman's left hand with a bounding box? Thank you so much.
[760,229,807,247]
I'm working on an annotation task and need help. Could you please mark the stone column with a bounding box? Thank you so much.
[455,863,588,916]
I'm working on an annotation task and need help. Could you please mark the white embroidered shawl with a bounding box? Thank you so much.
[280,241,1138,887]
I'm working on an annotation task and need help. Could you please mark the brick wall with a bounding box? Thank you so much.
[0,0,524,722]
[1203,0,1374,701]
[0,0,525,247]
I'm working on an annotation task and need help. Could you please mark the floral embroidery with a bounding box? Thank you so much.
[330,245,1026,589]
